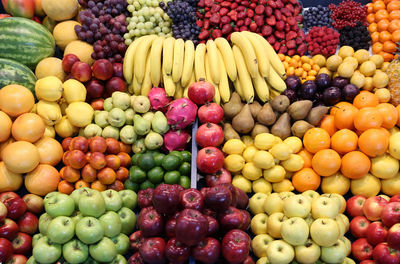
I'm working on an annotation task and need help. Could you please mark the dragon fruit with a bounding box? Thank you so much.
[166,98,197,130]
[148,87,172,112]
[163,130,191,151]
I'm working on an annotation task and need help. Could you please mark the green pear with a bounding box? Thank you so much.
[144,131,164,150]
[103,98,113,111]
[151,111,169,134]
[133,115,150,136]
[120,125,137,144]
[132,138,146,154]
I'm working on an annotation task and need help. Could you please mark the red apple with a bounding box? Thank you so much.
[105,155,121,171]
[71,61,92,82]
[138,189,154,209]
[3,198,26,221]
[205,168,232,187]
[61,138,73,152]
[22,194,43,214]
[192,237,220,264]
[179,188,204,211]
[69,136,89,152]
[92,59,113,80]
[390,195,400,203]
[106,138,121,154]
[0,202,7,223]
[139,237,166,264]
[86,79,105,99]
[0,238,13,263]
[66,150,87,169]
[175,209,208,246]
[138,208,164,238]
[240,209,251,231]
[89,152,107,170]
[381,202,400,228]
[153,184,180,215]
[165,238,190,264]
[350,216,371,238]
[373,242,400,264]
[129,231,143,252]
[242,255,255,264]
[388,223,400,251]
[0,219,18,240]
[205,215,219,236]
[235,187,249,210]
[221,229,250,264]
[165,218,176,238]
[6,254,28,264]
[363,196,389,221]
[0,193,19,204]
[352,238,373,261]
[204,185,232,212]
[12,233,31,255]
[105,77,126,97]
[218,206,244,232]
[128,252,143,264]
[347,195,366,217]
[360,260,376,264]
[89,136,107,153]
[112,63,123,78]
[91,98,104,111]
[62,54,80,73]
[17,212,38,235]
[367,222,388,246]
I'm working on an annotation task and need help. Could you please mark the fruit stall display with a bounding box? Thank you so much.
[1,0,400,263]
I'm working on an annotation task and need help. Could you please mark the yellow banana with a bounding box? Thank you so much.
[181,40,195,87]
[184,69,195,98]
[172,38,185,83]
[174,82,183,99]
[149,36,164,87]
[233,77,245,100]
[128,82,134,94]
[252,71,270,102]
[230,32,258,79]
[133,75,141,95]
[214,37,237,81]
[134,35,157,83]
[206,39,220,84]
[241,31,270,78]
[205,53,220,104]
[163,67,176,96]
[123,36,143,84]
[141,54,152,96]
[216,49,230,103]
[232,45,254,103]
[194,43,206,81]
[269,88,281,100]
[162,37,175,75]
[266,67,286,92]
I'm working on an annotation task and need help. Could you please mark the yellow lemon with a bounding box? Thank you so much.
[272,179,294,192]
[232,175,252,193]
[372,71,389,88]
[338,46,354,58]
[360,61,376,77]
[343,56,359,70]
[375,88,391,103]
[312,54,326,67]
[389,132,400,159]
[242,162,262,180]
[321,173,350,196]
[283,137,303,153]
[243,146,258,162]
[353,49,370,64]
[241,135,254,147]
[254,133,276,150]
[253,150,275,169]
[369,54,384,68]
[351,173,381,198]
[252,178,272,194]
[281,154,304,172]
[224,154,245,172]
[222,139,245,155]
[263,165,286,183]
[269,143,292,160]
[371,154,399,179]
[273,136,283,145]
[381,173,400,196]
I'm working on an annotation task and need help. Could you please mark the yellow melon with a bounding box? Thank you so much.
[34,137,63,166]
[35,57,66,81]
[0,111,12,142]
[41,0,78,21]
[25,164,60,196]
[0,162,23,192]
[53,21,80,50]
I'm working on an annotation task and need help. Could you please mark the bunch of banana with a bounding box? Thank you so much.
[123,31,286,104]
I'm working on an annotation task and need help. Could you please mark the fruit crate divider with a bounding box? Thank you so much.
[190,118,199,189]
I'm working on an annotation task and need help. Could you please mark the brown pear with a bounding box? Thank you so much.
[223,123,240,141]
[256,103,276,126]
[223,92,243,119]
[232,104,254,134]
[251,123,270,138]
[287,100,313,120]
[249,101,262,118]
[271,113,291,139]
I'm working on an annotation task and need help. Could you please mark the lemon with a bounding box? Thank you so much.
[375,88,391,103]
[272,179,295,192]
[343,56,359,70]
[369,54,384,68]
[241,135,254,147]
[321,173,350,195]
[390,133,400,159]
[35,76,63,102]
[359,61,376,77]
[381,174,400,196]
[364,77,373,91]
[281,154,304,172]
[263,165,286,182]
[312,54,326,67]
[222,139,245,155]
[243,146,258,162]
[253,150,275,169]
[371,154,399,179]
[353,49,370,64]
[283,137,302,153]
[372,71,389,88]
[326,55,343,72]
[319,67,332,77]
[269,143,292,160]
[252,178,272,194]
[232,175,252,193]
[254,133,276,150]
[273,136,283,145]
[338,46,354,58]
[337,62,355,78]
[224,154,245,172]
[351,173,381,198]
[350,71,366,88]
[242,162,262,180]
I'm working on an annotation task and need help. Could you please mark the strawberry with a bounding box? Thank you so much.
[268,0,277,9]
[288,49,295,56]
[264,6,273,16]
[231,2,238,9]
[265,16,276,26]
[205,11,212,18]
[278,46,288,54]
[237,5,245,11]
[244,17,251,26]
[274,9,282,20]
[255,5,265,14]
[212,29,222,38]
[221,24,232,35]
[286,16,296,26]
[267,35,276,44]
[273,42,281,51]
[259,0,267,4]
[286,31,297,40]
[203,19,210,29]
[199,30,210,40]
[211,4,220,13]
[276,21,285,31]
[250,3,256,9]
[198,0,205,7]
[254,15,264,26]
[286,39,296,49]
[286,4,294,14]
[227,10,238,21]
[237,20,244,26]
[239,25,248,31]
[196,20,203,27]
[210,13,221,24]
[249,22,257,32]
[246,9,254,18]
[237,11,246,20]
[205,0,214,7]
[220,15,231,24]
[220,7,229,16]
[241,0,249,7]
[276,0,284,8]
[296,36,303,45]
[261,25,273,36]
[274,30,285,39]
[221,1,231,7]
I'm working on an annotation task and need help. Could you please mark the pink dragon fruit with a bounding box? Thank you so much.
[163,130,191,151]
[166,98,197,130]
[148,87,172,112]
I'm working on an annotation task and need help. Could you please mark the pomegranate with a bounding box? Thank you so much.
[198,103,224,124]
[196,147,224,174]
[195,123,224,148]
[188,81,215,105]
[205,168,232,187]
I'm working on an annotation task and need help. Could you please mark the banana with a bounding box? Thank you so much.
[141,54,152,96]
[230,32,258,79]
[174,81,183,99]
[232,45,254,103]
[184,68,196,98]
[194,43,206,81]
[162,37,175,75]
[252,71,270,102]
[214,37,237,81]
[266,67,286,92]
[134,35,157,83]
[172,38,185,83]
[133,75,141,95]
[123,36,143,84]
[181,40,195,87]
[269,88,281,100]
[241,31,271,78]
[233,77,245,100]
[149,36,164,87]
[128,82,134,94]
[205,53,220,104]
[163,67,176,96]
[216,49,230,103]
[206,39,220,84]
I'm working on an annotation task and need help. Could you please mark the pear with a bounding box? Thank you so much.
[152,111,169,134]
[132,138,146,154]
[84,124,102,138]
[120,125,137,144]
[94,111,109,128]
[125,109,135,125]
[271,113,291,139]
[291,121,314,138]
[133,115,150,136]
[232,104,254,134]
[36,100,62,126]
[223,123,240,141]
[223,92,243,119]
[251,123,269,138]
[249,101,262,118]
[104,98,113,111]
[145,131,164,150]
[287,100,313,120]
[107,108,126,128]
[142,112,154,123]
[65,102,94,128]
[256,103,276,126]
[132,96,150,113]
[102,126,119,140]
[112,92,131,110]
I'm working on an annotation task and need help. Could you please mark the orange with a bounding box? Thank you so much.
[331,129,359,154]
[388,19,400,32]
[390,10,400,20]
[298,149,313,168]
[378,19,390,31]
[303,128,331,154]
[334,103,359,130]
[369,22,378,33]
[388,0,400,12]
[374,0,386,12]
[371,32,380,43]
[353,91,380,109]
[331,101,353,115]
[292,168,321,192]
[396,105,400,125]
[58,180,74,195]
[392,29,400,41]
[373,42,384,54]
[358,128,389,157]
[376,9,390,21]
[379,51,395,61]
[368,14,376,24]
[340,151,371,179]
[383,40,397,52]
[377,103,399,128]
[380,127,391,138]
[320,115,337,137]
[311,149,341,177]
[380,30,392,42]
[367,3,374,13]
[354,107,383,131]
[91,180,107,192]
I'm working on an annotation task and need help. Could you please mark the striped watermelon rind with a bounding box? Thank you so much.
[0,58,37,96]
[0,17,56,69]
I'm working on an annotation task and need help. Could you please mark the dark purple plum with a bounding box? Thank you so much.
[298,81,317,100]
[315,74,331,89]
[285,75,301,91]
[332,77,349,88]
[282,89,297,103]
[313,92,323,106]
[342,84,360,102]
[323,87,341,105]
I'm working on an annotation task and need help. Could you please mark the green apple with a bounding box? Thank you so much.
[266,240,295,264]
[79,189,106,218]
[294,239,320,264]
[32,233,44,247]
[38,213,53,235]
[249,193,268,215]
[47,216,75,244]
[320,238,347,263]
[304,214,315,228]
[44,193,75,217]
[111,254,127,264]
[263,193,284,215]
[76,217,104,244]
[339,236,352,256]
[250,213,268,235]
[99,211,122,238]
[302,190,320,202]
[63,239,89,264]
[283,195,311,218]
[111,233,130,255]
[310,218,340,247]
[33,236,62,264]
[119,190,138,210]
[335,215,347,238]
[26,256,40,264]
[342,257,356,264]
[71,187,91,209]
[256,257,270,264]
[71,211,83,225]
[280,217,309,246]
[83,256,100,264]
[117,207,136,235]
[322,193,346,214]
[267,212,287,239]
[101,190,123,212]
[89,237,117,263]
[311,196,339,219]
[251,234,274,258]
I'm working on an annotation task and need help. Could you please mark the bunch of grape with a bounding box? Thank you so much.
[124,0,172,44]
[160,0,200,43]
[75,0,129,63]
[303,5,332,30]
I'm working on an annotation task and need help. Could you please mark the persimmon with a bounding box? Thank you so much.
[358,128,389,157]
[377,103,399,128]
[354,107,383,131]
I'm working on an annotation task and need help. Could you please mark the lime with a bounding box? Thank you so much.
[179,162,191,176]
[124,179,139,192]
[146,150,160,156]
[147,166,165,184]
[138,153,156,171]
[162,154,180,171]
[180,151,192,163]
[154,153,166,166]
[129,167,147,183]
[131,153,142,166]
[140,180,155,190]
[179,176,191,189]
[169,151,184,163]
[164,171,181,184]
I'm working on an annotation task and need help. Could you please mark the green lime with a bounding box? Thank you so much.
[161,154,181,171]
[164,171,181,184]
[147,166,165,184]
[179,162,191,176]
[124,179,139,192]
[180,151,192,163]
[179,176,191,189]
[129,167,147,183]
[138,153,156,171]
[169,151,184,163]
[131,153,142,166]
[154,153,166,166]
[146,150,160,156]
[140,180,155,190]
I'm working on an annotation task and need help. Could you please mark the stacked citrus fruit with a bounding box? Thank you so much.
[279,54,322,82]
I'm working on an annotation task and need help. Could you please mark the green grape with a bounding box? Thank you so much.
[127,5,135,12]
[145,22,153,29]
[137,22,144,29]
[162,26,169,33]
[140,28,147,35]
[138,16,145,22]
[125,39,132,46]
[163,13,169,20]
[134,29,141,36]
[150,17,156,23]
[155,27,161,33]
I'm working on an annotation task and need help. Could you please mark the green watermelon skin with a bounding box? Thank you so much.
[0,58,37,96]
[0,17,55,68]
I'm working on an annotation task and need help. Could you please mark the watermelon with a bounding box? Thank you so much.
[0,58,36,95]
[0,17,55,68]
